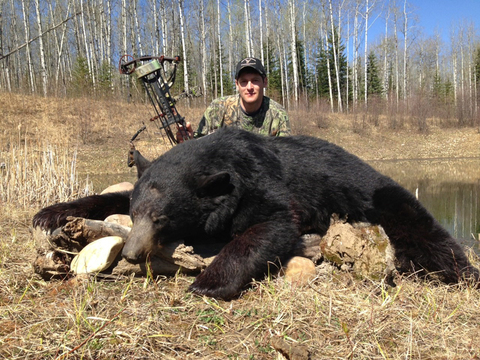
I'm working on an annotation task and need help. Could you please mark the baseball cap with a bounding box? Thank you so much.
[235,57,266,79]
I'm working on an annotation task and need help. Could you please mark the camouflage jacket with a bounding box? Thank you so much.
[195,94,291,137]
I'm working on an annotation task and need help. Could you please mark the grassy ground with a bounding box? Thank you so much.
[1,92,480,359]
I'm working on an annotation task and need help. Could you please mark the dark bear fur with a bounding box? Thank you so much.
[33,127,479,299]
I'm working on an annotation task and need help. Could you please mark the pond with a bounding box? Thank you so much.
[88,158,480,255]
[371,158,480,254]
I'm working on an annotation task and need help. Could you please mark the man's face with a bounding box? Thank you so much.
[235,70,267,108]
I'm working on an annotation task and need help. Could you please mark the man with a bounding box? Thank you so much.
[177,57,290,141]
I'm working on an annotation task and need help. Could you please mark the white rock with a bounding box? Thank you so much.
[71,236,124,274]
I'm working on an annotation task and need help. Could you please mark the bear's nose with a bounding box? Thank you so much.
[122,249,143,264]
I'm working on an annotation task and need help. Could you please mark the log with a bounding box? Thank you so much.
[33,216,393,281]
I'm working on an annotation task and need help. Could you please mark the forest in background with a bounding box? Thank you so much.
[1,0,480,129]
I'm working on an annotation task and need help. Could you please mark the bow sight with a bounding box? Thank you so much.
[119,55,190,151]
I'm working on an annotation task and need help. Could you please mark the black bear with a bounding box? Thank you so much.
[33,127,479,299]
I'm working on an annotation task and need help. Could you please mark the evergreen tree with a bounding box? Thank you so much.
[97,61,114,95]
[70,57,93,96]
[315,45,330,98]
[264,37,283,100]
[432,70,444,99]
[366,51,382,96]
[315,27,348,104]
[475,47,480,89]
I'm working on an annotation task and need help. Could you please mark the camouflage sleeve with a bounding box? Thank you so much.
[269,100,291,137]
[196,98,224,137]
[276,111,291,137]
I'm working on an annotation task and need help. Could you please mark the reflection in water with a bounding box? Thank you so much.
[372,159,480,254]
[86,159,480,254]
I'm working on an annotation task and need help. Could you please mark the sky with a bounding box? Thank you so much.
[367,0,480,44]
[410,0,480,39]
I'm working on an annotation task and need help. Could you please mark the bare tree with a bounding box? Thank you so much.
[227,0,233,80]
[383,4,390,99]
[200,0,207,105]
[328,0,342,111]
[178,0,189,101]
[244,0,252,57]
[134,0,143,56]
[217,0,223,96]
[259,0,264,65]
[34,0,47,95]
[289,0,299,104]
[21,0,35,93]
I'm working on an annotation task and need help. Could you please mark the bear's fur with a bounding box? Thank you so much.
[33,127,479,299]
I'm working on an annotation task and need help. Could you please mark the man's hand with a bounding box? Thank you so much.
[176,122,194,143]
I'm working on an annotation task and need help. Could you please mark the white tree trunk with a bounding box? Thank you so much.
[259,0,264,65]
[325,29,334,112]
[383,8,390,99]
[178,0,189,100]
[217,0,223,96]
[200,0,207,105]
[281,36,290,109]
[227,0,233,81]
[353,3,360,107]
[21,0,35,93]
[160,2,167,54]
[153,0,159,55]
[364,0,369,107]
[79,0,93,85]
[329,0,342,111]
[134,0,143,56]
[289,0,299,104]
[34,0,48,96]
[394,9,399,103]
[244,0,252,57]
[54,2,71,91]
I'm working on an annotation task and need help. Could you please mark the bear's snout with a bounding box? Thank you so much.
[122,250,143,263]
[122,216,158,264]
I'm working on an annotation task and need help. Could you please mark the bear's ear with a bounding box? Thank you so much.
[196,172,234,198]
[134,150,152,179]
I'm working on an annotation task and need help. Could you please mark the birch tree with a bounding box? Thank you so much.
[0,0,8,91]
[259,0,264,65]
[134,0,143,56]
[217,0,223,96]
[21,0,35,93]
[200,0,207,105]
[227,0,233,80]
[244,0,252,57]
[328,0,342,111]
[289,0,299,104]
[178,0,189,99]
[383,5,390,99]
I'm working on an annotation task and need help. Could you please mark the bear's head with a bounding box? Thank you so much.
[122,159,239,264]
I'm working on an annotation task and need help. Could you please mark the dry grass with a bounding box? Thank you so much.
[1,92,480,359]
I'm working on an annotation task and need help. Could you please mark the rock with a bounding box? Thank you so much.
[282,256,316,285]
[100,182,134,194]
[320,217,396,280]
[105,214,132,227]
[70,236,124,274]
